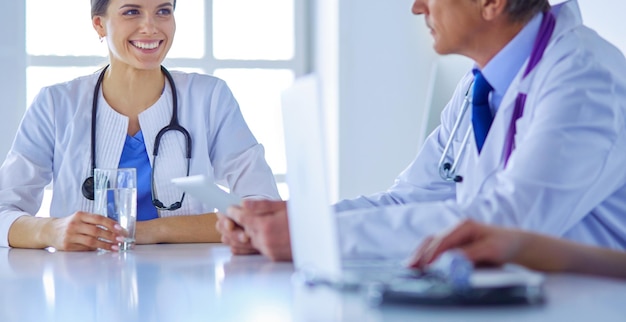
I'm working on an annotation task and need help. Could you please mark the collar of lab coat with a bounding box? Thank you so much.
[456,0,583,203]
[80,76,195,216]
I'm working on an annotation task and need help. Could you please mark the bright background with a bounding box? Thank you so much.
[1,0,624,217]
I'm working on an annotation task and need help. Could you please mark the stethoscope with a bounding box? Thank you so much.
[438,10,556,183]
[81,65,192,211]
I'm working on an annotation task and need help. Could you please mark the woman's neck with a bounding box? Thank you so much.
[101,64,166,117]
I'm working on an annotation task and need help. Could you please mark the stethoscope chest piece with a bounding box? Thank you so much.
[82,176,95,200]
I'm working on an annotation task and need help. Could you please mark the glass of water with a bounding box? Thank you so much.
[94,168,137,251]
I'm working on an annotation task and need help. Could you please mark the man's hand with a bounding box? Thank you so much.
[215,212,259,255]
[218,199,292,261]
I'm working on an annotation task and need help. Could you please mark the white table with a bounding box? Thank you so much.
[1,243,625,322]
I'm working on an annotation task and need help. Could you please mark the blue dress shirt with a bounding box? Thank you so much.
[480,12,543,113]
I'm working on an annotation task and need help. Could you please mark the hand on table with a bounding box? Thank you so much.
[217,199,292,261]
[408,220,526,269]
[45,211,123,251]
[216,212,259,255]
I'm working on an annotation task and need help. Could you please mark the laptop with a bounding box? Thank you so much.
[280,74,545,306]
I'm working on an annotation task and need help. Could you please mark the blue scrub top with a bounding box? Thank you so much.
[118,131,158,221]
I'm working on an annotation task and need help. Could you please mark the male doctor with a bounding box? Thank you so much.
[217,0,626,261]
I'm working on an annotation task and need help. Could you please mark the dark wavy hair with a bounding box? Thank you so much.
[91,0,177,17]
[505,0,550,23]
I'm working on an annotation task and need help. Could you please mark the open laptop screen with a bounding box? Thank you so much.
[281,74,343,279]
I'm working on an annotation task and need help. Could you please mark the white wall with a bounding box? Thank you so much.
[315,0,436,201]
[313,0,340,202]
[0,2,26,162]
[315,0,626,201]
[577,0,626,54]
[1,0,626,200]
[337,1,437,201]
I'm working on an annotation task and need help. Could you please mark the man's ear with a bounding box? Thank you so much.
[92,16,106,38]
[480,0,507,21]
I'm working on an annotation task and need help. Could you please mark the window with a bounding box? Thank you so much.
[26,0,308,207]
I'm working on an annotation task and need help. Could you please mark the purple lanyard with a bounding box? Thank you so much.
[503,11,556,166]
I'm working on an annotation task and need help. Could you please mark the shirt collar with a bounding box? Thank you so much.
[474,12,544,110]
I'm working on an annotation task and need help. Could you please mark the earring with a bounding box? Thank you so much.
[99,36,105,43]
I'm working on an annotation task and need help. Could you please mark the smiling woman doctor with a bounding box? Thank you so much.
[217,0,626,261]
[0,0,280,251]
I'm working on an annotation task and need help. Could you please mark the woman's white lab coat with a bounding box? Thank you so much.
[334,0,626,259]
[0,71,280,247]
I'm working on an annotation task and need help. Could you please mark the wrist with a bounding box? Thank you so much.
[510,231,539,269]
[37,217,56,248]
[514,231,569,272]
[9,216,52,249]
[135,219,161,244]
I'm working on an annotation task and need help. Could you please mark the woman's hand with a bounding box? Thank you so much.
[408,220,527,269]
[43,211,123,251]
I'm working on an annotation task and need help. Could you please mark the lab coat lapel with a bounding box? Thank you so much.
[96,96,129,170]
[456,1,580,204]
[84,96,128,213]
[457,70,525,204]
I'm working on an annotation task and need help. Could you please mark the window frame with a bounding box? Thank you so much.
[25,0,310,192]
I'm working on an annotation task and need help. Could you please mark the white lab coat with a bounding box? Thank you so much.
[334,0,626,259]
[0,71,280,247]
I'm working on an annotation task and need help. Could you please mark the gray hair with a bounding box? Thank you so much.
[91,0,177,18]
[505,0,551,23]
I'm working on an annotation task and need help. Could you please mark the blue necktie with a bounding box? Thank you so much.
[472,71,493,153]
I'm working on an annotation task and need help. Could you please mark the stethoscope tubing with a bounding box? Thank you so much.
[82,65,191,207]
[436,10,556,183]
[438,84,473,182]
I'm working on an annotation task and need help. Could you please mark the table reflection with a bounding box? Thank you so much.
[1,245,220,321]
[1,244,624,322]
[0,244,299,322]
